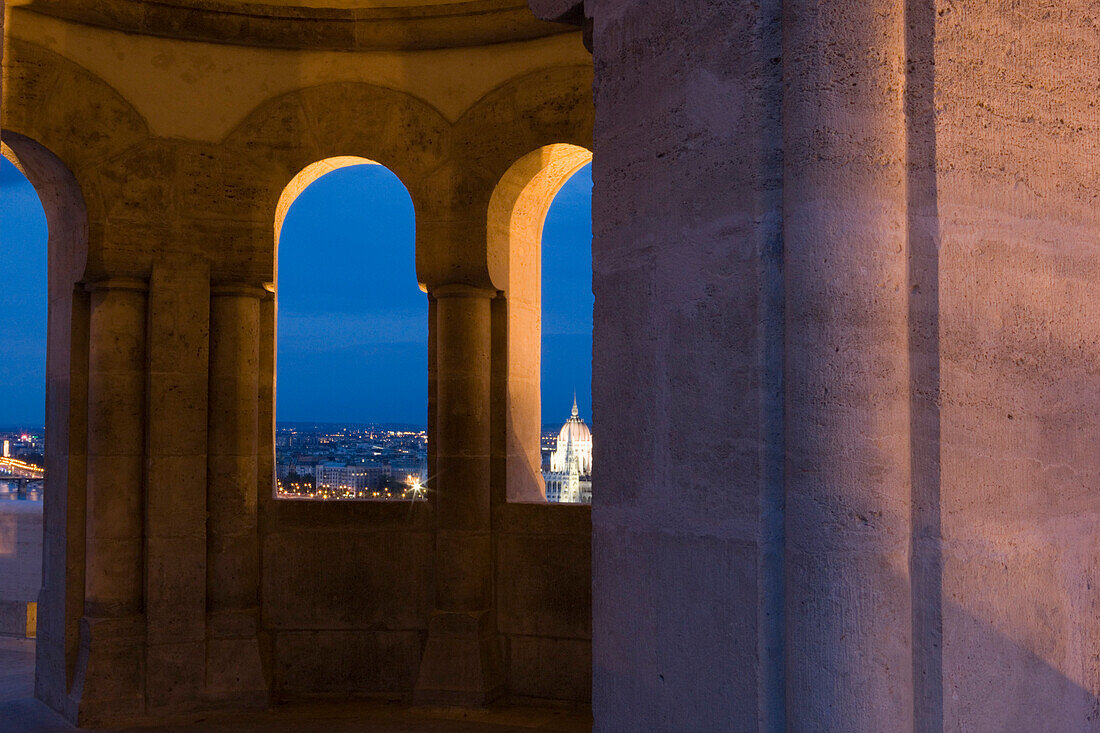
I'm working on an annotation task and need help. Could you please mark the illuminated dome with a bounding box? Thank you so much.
[544,395,592,503]
[557,396,591,447]
[549,395,592,477]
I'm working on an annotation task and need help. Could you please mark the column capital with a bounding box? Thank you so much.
[85,277,148,293]
[527,1,591,51]
[528,0,584,22]
[430,283,497,300]
[211,282,268,299]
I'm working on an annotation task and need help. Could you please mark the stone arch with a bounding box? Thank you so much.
[223,82,448,504]
[453,65,594,184]
[224,81,450,194]
[224,82,450,286]
[1,134,89,285]
[487,144,592,503]
[2,38,154,283]
[1,131,91,708]
[415,63,592,293]
[1,39,151,196]
[274,156,387,262]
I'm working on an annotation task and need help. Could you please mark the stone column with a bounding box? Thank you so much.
[73,277,147,724]
[783,1,913,730]
[414,283,502,705]
[144,265,210,713]
[205,283,266,705]
[256,289,276,509]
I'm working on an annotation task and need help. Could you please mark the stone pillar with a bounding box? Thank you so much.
[205,283,267,706]
[144,265,210,713]
[575,0,784,727]
[414,283,502,705]
[256,289,276,509]
[72,277,147,724]
[783,0,912,729]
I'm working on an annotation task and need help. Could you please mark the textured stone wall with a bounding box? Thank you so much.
[259,501,433,698]
[572,0,1100,729]
[584,0,784,728]
[256,501,593,703]
[495,503,591,704]
[933,4,1100,729]
[782,1,913,728]
[0,503,42,637]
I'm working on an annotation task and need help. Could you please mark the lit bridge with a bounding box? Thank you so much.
[0,457,44,479]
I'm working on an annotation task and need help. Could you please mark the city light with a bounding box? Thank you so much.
[274,424,427,502]
[0,431,45,501]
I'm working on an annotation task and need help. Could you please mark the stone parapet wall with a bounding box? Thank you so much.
[260,500,433,699]
[258,500,592,704]
[0,502,42,638]
[495,502,590,705]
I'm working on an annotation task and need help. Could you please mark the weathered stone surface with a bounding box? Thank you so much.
[495,503,591,705]
[413,611,503,706]
[585,0,1099,730]
[145,640,205,712]
[587,0,782,729]
[261,529,432,630]
[496,528,590,639]
[506,635,590,703]
[273,630,425,697]
[0,503,43,608]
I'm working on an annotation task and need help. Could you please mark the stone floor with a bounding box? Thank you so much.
[0,639,592,733]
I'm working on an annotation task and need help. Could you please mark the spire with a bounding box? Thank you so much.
[572,391,579,418]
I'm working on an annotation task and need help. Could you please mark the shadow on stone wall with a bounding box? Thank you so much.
[940,597,1100,729]
[905,0,942,730]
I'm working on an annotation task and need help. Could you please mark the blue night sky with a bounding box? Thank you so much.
[0,157,592,429]
[0,157,48,430]
[538,164,594,426]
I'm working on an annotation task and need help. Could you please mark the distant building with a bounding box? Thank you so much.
[543,396,592,504]
[389,455,427,484]
[315,463,386,493]
[293,460,319,477]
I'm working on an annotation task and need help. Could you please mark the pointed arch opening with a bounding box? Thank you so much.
[487,143,592,503]
[0,130,89,692]
[273,157,427,501]
[0,149,47,462]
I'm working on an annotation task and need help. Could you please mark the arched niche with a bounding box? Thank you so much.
[487,143,592,503]
[2,130,90,705]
